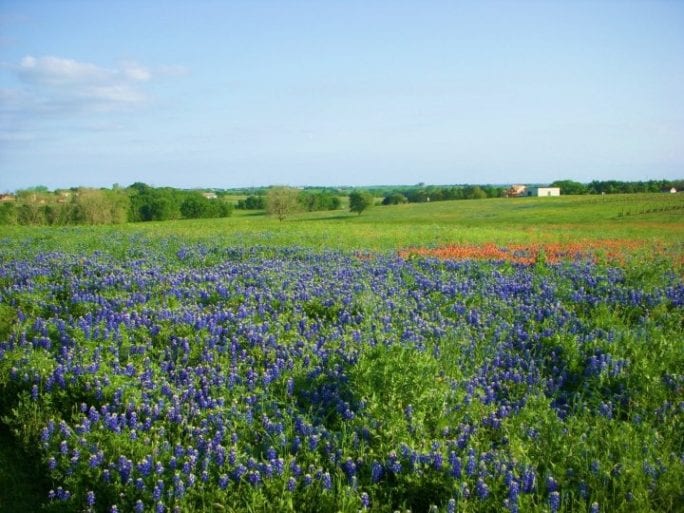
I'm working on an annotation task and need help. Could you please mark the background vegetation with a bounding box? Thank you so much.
[3,192,681,260]
[1,179,682,227]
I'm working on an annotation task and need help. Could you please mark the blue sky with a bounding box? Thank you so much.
[1,1,683,191]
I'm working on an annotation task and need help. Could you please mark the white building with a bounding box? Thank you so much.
[526,187,560,197]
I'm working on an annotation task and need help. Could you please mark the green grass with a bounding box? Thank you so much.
[0,424,50,512]
[1,193,683,255]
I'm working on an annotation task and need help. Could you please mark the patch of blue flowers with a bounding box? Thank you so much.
[0,245,682,512]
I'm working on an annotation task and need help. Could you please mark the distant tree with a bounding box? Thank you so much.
[550,180,587,195]
[266,186,301,221]
[382,192,408,205]
[17,203,46,225]
[0,203,17,225]
[237,195,266,210]
[298,191,341,211]
[179,193,232,219]
[349,191,374,215]
[128,185,179,222]
[43,203,71,225]
[72,188,113,224]
[463,185,487,200]
[107,189,131,224]
[180,194,211,219]
[26,185,49,193]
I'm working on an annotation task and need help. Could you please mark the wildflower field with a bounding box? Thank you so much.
[0,194,683,513]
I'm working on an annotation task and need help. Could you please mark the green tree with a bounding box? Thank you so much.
[16,203,46,225]
[237,195,266,210]
[106,189,131,224]
[180,193,211,219]
[128,185,179,222]
[550,180,587,195]
[382,192,408,205]
[71,188,113,224]
[298,191,342,211]
[266,186,301,221]
[463,185,487,200]
[0,202,17,225]
[349,191,374,215]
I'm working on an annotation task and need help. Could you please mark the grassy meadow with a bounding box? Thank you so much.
[0,192,682,513]
[2,192,683,255]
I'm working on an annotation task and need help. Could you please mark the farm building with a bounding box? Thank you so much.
[505,185,527,197]
[526,187,560,197]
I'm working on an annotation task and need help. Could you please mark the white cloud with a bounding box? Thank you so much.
[120,61,152,82]
[15,55,150,110]
[19,55,111,85]
[1,55,186,145]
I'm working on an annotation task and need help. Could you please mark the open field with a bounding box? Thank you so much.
[2,193,683,256]
[0,193,683,513]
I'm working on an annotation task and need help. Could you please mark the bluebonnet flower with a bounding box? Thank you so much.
[248,470,261,486]
[521,467,536,493]
[432,452,443,470]
[507,480,520,512]
[371,461,383,483]
[547,475,558,492]
[549,491,560,512]
[153,480,164,501]
[321,471,332,490]
[476,478,489,499]
[343,457,357,479]
[449,452,461,478]
[466,450,476,476]
[387,451,402,474]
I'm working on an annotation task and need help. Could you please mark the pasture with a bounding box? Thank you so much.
[0,193,682,513]
[2,192,684,255]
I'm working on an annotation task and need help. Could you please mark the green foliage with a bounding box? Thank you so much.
[180,193,233,219]
[349,191,374,215]
[0,424,49,512]
[266,186,301,221]
[237,195,267,210]
[0,202,17,225]
[298,191,342,212]
[129,184,181,221]
[382,193,408,205]
[550,179,588,195]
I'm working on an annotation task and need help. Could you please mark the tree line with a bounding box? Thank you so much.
[549,179,683,195]
[237,190,341,212]
[0,184,233,226]
[381,185,505,205]
[1,179,680,226]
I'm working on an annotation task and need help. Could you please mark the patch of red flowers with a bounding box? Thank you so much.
[399,241,648,265]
